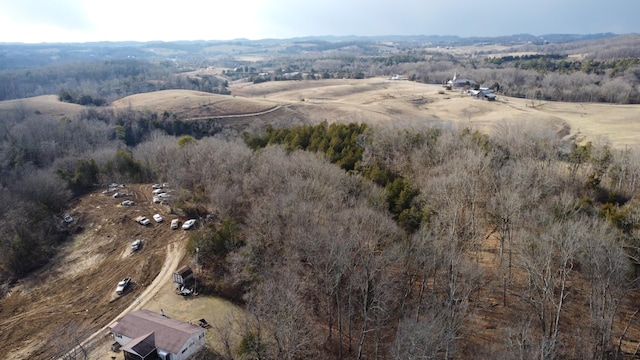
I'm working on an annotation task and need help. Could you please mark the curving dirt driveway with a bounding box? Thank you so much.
[0,184,192,359]
[60,241,185,359]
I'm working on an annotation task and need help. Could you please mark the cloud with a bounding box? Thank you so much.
[0,0,639,43]
[0,0,91,31]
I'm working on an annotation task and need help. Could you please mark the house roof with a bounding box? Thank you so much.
[110,309,205,354]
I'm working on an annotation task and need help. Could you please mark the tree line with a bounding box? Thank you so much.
[0,59,229,103]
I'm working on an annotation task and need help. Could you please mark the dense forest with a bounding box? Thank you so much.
[2,106,640,358]
[2,34,640,359]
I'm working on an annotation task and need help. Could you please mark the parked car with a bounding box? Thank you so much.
[182,219,196,230]
[171,219,180,230]
[131,239,142,251]
[121,200,135,206]
[153,196,160,203]
[153,214,163,223]
[63,214,74,223]
[116,277,131,295]
[135,216,151,226]
[152,183,162,189]
[158,192,170,198]
[152,189,164,195]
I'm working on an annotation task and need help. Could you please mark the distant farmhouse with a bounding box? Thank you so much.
[447,72,477,89]
[446,72,497,101]
[109,309,206,360]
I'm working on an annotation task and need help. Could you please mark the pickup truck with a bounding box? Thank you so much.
[116,277,131,295]
[135,216,151,226]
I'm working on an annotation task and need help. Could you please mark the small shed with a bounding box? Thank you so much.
[173,266,193,286]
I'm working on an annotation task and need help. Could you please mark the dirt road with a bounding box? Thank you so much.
[0,184,188,359]
[60,241,185,359]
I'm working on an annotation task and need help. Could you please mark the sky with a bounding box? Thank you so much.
[0,0,639,43]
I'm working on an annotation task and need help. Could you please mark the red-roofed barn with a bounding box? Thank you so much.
[109,309,206,360]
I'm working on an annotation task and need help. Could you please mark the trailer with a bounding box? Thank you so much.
[173,265,193,285]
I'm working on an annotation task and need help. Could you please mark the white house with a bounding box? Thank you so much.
[110,309,206,360]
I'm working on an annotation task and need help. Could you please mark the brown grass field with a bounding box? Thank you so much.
[227,78,640,149]
[0,95,85,119]
[3,79,639,148]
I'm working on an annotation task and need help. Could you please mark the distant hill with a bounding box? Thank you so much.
[0,95,84,119]
[0,33,624,70]
[111,89,278,119]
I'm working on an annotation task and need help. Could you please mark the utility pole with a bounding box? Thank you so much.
[195,247,199,295]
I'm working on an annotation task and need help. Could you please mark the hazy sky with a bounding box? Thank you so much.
[1,0,639,43]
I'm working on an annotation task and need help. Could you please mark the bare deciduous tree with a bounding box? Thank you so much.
[516,195,587,360]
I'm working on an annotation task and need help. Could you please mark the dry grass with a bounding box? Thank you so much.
[110,89,279,119]
[229,78,640,148]
[4,79,638,149]
[0,95,84,119]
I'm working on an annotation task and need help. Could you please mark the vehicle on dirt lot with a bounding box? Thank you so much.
[116,277,131,295]
[135,216,151,226]
[171,219,180,230]
[182,219,196,230]
[153,196,160,203]
[153,214,163,223]
[131,239,142,251]
[63,214,73,223]
[121,200,135,206]
[152,189,164,195]
[152,184,162,189]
